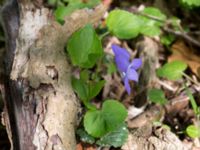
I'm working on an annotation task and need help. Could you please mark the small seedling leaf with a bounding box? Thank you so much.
[156,61,187,80]
[186,125,200,138]
[148,89,167,105]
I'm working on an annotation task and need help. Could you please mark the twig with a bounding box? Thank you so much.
[182,72,200,87]
[157,79,177,92]
[132,10,200,48]
[163,27,200,47]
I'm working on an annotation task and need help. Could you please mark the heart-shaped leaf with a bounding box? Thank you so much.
[148,89,167,105]
[106,10,142,39]
[156,61,187,80]
[84,100,127,137]
[67,24,103,68]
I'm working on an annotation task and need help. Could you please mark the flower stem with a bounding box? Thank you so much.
[100,31,110,39]
[184,83,199,116]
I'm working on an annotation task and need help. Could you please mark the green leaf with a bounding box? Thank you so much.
[140,25,161,36]
[106,8,166,38]
[107,62,117,74]
[64,0,100,8]
[184,84,199,115]
[96,123,128,147]
[80,70,90,81]
[76,128,95,144]
[71,77,88,101]
[88,80,105,99]
[67,24,103,68]
[55,5,81,23]
[83,0,100,8]
[71,76,105,110]
[84,100,127,137]
[142,7,167,22]
[186,125,200,138]
[148,89,167,105]
[106,10,142,39]
[156,61,187,80]
[139,7,166,36]
[160,34,175,46]
[55,0,100,22]
[48,0,57,5]
[180,0,200,7]
[71,77,97,110]
[169,17,181,31]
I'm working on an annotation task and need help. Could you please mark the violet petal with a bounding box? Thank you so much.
[127,67,139,82]
[124,77,131,95]
[112,44,130,72]
[114,56,129,73]
[130,58,142,70]
[112,44,130,60]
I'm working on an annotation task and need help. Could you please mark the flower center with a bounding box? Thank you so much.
[121,72,126,78]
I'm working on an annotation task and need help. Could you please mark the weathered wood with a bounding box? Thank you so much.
[122,125,189,150]
[1,0,106,149]
[134,37,159,107]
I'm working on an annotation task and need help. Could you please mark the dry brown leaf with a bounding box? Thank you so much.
[76,143,83,150]
[169,41,200,78]
[85,147,96,150]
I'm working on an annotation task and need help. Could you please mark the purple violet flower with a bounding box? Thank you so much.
[112,44,142,95]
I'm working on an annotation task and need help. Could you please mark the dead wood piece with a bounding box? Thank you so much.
[127,105,164,128]
[134,37,160,107]
[1,1,106,149]
[122,126,189,150]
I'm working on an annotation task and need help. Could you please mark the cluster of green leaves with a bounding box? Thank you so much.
[72,73,128,146]
[72,71,105,110]
[72,79,128,147]
[180,0,200,7]
[67,24,128,147]
[49,0,100,22]
[155,61,200,138]
[147,61,187,105]
[106,7,166,39]
[65,2,198,145]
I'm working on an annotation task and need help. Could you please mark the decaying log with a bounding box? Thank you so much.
[1,0,106,149]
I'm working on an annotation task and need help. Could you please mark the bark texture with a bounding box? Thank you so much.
[1,1,106,149]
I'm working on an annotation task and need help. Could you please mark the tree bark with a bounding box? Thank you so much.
[1,1,106,149]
